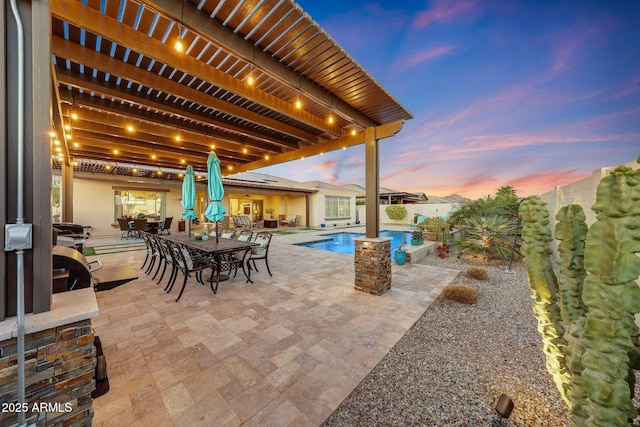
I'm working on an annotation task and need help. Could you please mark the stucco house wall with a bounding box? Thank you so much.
[310,183,359,227]
[69,174,205,237]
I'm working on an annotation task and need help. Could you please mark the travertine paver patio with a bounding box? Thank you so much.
[90,230,460,426]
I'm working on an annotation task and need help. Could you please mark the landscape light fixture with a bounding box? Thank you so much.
[493,394,514,427]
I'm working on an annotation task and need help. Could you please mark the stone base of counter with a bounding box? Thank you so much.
[0,319,95,426]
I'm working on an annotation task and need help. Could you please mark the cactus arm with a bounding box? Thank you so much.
[555,205,588,325]
[580,164,640,426]
[520,196,570,404]
[554,204,590,424]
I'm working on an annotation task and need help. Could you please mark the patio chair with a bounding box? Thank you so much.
[278,214,287,226]
[159,217,173,235]
[411,215,427,230]
[118,218,134,239]
[248,231,273,277]
[133,218,149,237]
[140,232,155,272]
[284,214,297,227]
[141,233,162,276]
[155,237,177,288]
[220,228,236,239]
[229,230,254,279]
[165,240,214,302]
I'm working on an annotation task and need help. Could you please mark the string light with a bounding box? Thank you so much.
[265,154,270,160]
[70,112,79,120]
[351,129,357,136]
[174,37,184,53]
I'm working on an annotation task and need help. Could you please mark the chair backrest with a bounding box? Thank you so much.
[157,238,173,264]
[133,218,148,231]
[220,228,236,239]
[162,217,173,230]
[237,230,253,242]
[117,218,131,232]
[416,215,426,224]
[167,240,194,270]
[252,231,272,258]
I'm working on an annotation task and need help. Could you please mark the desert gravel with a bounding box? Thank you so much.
[322,251,571,426]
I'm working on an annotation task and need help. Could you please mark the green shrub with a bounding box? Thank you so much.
[385,205,407,222]
[420,217,449,242]
[467,266,488,280]
[441,284,478,305]
[456,214,516,260]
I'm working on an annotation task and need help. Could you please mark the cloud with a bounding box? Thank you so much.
[396,45,456,71]
[615,75,640,98]
[506,169,588,196]
[412,0,480,29]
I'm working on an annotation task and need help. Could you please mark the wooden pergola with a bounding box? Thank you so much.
[1,0,412,316]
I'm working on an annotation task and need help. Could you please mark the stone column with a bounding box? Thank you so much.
[354,237,391,295]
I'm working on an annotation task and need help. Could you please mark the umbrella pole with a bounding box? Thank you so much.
[188,219,191,237]
[215,221,219,243]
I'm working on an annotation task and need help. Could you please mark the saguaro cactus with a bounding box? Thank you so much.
[520,158,640,426]
[580,164,640,426]
[555,205,588,425]
[519,196,570,403]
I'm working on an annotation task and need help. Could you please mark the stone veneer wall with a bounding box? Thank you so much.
[0,319,95,426]
[354,237,391,295]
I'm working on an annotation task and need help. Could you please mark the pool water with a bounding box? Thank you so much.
[296,231,411,254]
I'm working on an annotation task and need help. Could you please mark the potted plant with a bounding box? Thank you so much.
[411,228,424,245]
[394,237,407,265]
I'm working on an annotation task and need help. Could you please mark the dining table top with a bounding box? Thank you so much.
[159,234,258,254]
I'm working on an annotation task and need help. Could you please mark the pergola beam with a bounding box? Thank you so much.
[144,0,379,129]
[51,0,347,138]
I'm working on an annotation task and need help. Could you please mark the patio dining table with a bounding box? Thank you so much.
[159,234,258,293]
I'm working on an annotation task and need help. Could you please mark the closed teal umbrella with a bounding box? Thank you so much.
[204,152,226,242]
[181,165,197,237]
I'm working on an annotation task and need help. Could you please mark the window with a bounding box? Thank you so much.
[114,189,166,220]
[52,175,61,222]
[325,196,350,219]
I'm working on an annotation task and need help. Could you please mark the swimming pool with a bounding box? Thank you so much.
[296,231,411,254]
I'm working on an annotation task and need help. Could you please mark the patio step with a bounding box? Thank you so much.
[86,240,146,255]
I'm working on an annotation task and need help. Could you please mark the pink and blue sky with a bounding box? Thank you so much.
[258,0,640,199]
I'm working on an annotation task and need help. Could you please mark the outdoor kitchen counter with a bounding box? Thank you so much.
[0,287,98,339]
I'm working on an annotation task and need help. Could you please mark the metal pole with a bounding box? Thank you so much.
[508,198,525,271]
[8,0,27,424]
